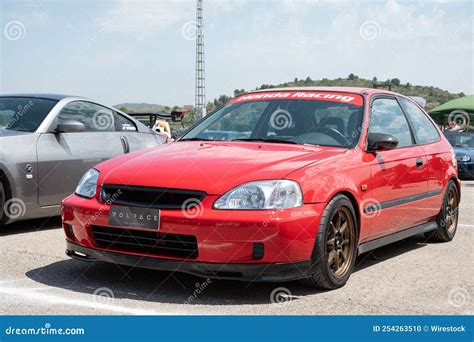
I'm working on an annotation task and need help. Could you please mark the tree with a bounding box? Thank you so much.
[391,78,401,86]
[118,107,128,113]
[348,73,357,80]
[305,76,312,84]
[294,77,299,83]
[372,76,378,82]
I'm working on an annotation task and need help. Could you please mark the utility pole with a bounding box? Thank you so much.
[195,0,206,118]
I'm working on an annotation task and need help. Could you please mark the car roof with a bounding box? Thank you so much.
[246,86,397,96]
[0,93,85,101]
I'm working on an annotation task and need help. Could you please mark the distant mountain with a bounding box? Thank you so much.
[114,103,166,113]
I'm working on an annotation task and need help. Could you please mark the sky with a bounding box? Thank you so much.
[0,0,472,107]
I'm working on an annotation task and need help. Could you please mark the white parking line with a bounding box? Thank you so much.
[459,224,474,228]
[0,286,181,315]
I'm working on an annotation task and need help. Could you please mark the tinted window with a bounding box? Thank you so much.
[369,98,413,148]
[182,97,364,148]
[114,112,137,132]
[0,97,58,132]
[399,98,439,145]
[444,133,474,148]
[58,101,136,132]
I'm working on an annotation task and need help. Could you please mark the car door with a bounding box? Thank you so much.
[365,97,431,238]
[111,111,165,153]
[36,101,125,206]
[398,97,446,218]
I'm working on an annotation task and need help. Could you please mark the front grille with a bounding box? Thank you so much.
[91,225,198,259]
[101,185,206,209]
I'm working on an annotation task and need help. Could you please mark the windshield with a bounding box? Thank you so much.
[0,97,58,132]
[181,91,364,148]
[445,132,474,148]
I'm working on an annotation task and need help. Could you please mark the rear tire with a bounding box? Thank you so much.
[300,194,358,289]
[425,181,459,242]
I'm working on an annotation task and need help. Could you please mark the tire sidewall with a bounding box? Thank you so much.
[313,196,358,288]
[437,181,459,240]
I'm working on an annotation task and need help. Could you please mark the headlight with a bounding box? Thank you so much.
[75,169,99,198]
[214,180,303,210]
[457,155,471,162]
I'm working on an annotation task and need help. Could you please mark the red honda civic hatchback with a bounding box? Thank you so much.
[62,87,460,289]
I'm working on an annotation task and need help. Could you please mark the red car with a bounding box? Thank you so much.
[62,87,460,289]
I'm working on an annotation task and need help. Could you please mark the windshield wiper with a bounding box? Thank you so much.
[179,137,214,142]
[232,138,298,145]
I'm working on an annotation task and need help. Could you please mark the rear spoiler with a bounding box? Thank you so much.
[128,111,184,122]
[409,96,427,108]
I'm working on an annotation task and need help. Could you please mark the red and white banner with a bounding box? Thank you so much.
[228,91,363,106]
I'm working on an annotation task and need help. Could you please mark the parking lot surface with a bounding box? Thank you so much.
[1,181,473,315]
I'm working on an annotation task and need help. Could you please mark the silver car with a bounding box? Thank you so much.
[0,94,167,225]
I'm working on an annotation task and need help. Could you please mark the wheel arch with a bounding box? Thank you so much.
[335,190,361,240]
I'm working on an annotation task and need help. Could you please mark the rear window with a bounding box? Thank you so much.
[0,97,58,132]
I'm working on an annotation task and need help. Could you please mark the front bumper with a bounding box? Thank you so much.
[62,194,324,280]
[457,162,474,179]
[66,240,312,282]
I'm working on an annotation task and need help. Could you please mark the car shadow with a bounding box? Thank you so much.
[0,216,61,236]
[25,234,429,306]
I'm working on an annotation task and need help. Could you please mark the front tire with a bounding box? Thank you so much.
[0,182,6,225]
[301,194,358,289]
[425,181,459,242]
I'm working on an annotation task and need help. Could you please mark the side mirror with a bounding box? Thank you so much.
[367,133,399,152]
[56,120,85,133]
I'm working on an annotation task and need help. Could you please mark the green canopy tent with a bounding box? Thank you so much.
[429,95,474,131]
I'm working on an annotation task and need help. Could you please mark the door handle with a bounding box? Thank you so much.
[416,158,423,168]
[120,136,130,154]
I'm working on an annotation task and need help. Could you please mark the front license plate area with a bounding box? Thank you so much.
[108,206,160,230]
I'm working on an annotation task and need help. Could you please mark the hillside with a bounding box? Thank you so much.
[114,102,166,113]
[210,75,466,112]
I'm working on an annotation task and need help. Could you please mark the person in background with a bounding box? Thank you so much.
[153,120,172,138]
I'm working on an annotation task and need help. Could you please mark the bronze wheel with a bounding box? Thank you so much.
[327,207,356,278]
[445,186,459,234]
[301,194,358,289]
[426,181,459,242]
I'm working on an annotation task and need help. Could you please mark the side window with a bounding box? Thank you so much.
[58,101,116,132]
[399,98,439,145]
[369,98,413,148]
[114,112,137,132]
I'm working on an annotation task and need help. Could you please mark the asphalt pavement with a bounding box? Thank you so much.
[1,181,473,315]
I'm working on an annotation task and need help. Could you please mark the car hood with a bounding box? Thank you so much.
[98,141,346,194]
[454,147,474,157]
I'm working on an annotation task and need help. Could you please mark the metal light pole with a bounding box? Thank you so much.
[195,0,206,119]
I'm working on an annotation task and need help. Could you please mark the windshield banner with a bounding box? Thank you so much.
[228,91,364,106]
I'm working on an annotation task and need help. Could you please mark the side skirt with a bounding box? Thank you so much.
[357,221,438,255]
